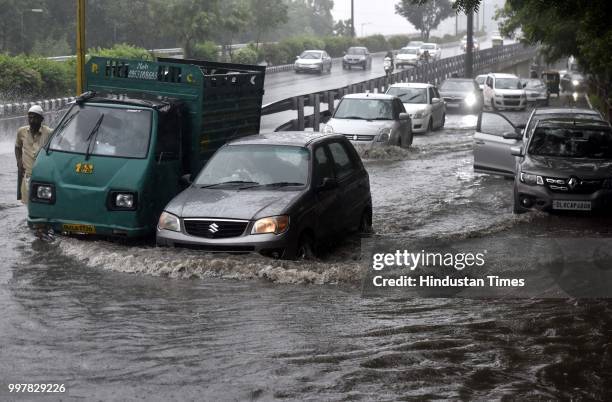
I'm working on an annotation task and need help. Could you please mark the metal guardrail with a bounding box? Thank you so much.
[261,43,537,132]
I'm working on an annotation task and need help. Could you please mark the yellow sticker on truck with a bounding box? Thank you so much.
[62,224,96,234]
[75,163,94,174]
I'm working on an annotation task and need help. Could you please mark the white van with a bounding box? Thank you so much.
[482,73,526,110]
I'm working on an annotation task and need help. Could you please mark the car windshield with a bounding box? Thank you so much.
[422,44,435,49]
[526,114,603,137]
[399,48,418,54]
[299,51,321,59]
[195,145,309,187]
[475,76,486,84]
[48,104,152,158]
[525,79,545,89]
[386,87,427,104]
[347,47,366,55]
[408,41,423,47]
[440,81,475,91]
[528,126,612,159]
[334,98,394,120]
[495,78,522,89]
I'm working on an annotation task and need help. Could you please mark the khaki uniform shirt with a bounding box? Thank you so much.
[15,125,53,175]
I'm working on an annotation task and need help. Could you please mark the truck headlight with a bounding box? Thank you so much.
[108,191,137,210]
[572,80,579,86]
[465,93,477,106]
[251,215,289,235]
[322,124,334,135]
[520,172,544,186]
[413,111,426,119]
[31,182,55,204]
[377,127,391,142]
[158,211,180,232]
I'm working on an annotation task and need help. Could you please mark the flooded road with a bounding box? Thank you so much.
[1,104,612,400]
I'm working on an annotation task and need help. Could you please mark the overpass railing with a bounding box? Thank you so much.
[262,43,537,132]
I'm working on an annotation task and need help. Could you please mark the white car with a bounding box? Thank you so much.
[294,50,332,74]
[419,43,441,61]
[460,36,480,51]
[475,74,487,91]
[483,73,527,111]
[395,46,421,68]
[385,83,446,133]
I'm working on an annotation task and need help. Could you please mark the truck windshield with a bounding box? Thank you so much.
[528,126,612,159]
[48,105,152,158]
[195,145,310,187]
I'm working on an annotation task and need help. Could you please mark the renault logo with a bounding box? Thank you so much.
[208,223,219,233]
[567,177,579,190]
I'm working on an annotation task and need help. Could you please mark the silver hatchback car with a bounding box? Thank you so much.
[322,93,413,148]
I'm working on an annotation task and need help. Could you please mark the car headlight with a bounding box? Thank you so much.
[465,93,477,106]
[251,215,289,235]
[31,182,55,204]
[158,211,180,232]
[413,111,426,119]
[322,124,334,135]
[520,172,544,186]
[108,191,137,210]
[572,80,579,86]
[377,127,391,142]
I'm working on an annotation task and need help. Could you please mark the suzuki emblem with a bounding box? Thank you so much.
[353,135,358,141]
[567,177,579,190]
[208,223,219,233]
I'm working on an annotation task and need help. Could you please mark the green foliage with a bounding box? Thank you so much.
[387,35,414,50]
[31,36,72,58]
[0,54,43,102]
[18,56,73,99]
[333,20,353,37]
[322,36,357,58]
[231,47,258,65]
[192,41,219,61]
[357,35,390,53]
[395,0,455,40]
[89,44,153,61]
[259,43,290,65]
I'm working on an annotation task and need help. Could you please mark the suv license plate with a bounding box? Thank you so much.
[62,224,96,234]
[552,200,592,211]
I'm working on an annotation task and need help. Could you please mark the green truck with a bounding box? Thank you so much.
[27,56,265,237]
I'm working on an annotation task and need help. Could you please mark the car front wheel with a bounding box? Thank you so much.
[294,233,315,260]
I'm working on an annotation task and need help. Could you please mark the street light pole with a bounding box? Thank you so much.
[351,0,355,37]
[466,9,473,78]
[76,0,86,95]
[20,8,43,54]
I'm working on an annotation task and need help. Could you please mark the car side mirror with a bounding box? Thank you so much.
[510,146,523,157]
[180,174,192,186]
[503,132,521,140]
[523,82,527,88]
[432,97,441,104]
[399,112,410,121]
[318,177,338,191]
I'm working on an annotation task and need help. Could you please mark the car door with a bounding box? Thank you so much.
[327,141,364,231]
[312,143,342,238]
[473,111,522,177]
[431,86,444,125]
[323,51,331,70]
[393,99,410,142]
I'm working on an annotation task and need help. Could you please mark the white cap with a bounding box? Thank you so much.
[28,105,44,117]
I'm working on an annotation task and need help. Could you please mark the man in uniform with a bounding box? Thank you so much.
[15,105,53,204]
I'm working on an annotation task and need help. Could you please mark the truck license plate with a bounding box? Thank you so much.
[62,224,96,234]
[552,200,592,211]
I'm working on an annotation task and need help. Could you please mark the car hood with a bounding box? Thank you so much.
[402,103,430,114]
[166,187,303,220]
[327,118,393,135]
[296,59,321,65]
[523,155,612,178]
[345,54,366,59]
[495,88,525,95]
[397,54,418,60]
[440,90,470,99]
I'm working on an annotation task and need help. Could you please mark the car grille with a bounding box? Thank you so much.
[183,219,249,239]
[545,176,605,194]
[343,134,375,142]
[503,95,522,99]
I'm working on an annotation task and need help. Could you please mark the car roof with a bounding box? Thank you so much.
[388,82,431,89]
[533,107,601,116]
[302,49,324,53]
[228,132,346,147]
[421,43,437,46]
[342,93,396,100]
[488,73,518,78]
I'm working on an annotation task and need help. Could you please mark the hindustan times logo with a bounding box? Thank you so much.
[372,250,486,271]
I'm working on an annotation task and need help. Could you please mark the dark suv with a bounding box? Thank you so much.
[342,46,372,70]
[156,132,372,259]
[511,119,612,213]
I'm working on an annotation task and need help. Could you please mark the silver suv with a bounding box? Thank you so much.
[322,93,413,148]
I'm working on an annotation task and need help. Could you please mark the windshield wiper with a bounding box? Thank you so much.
[46,110,80,155]
[84,113,105,160]
[199,180,260,188]
[264,182,305,187]
[338,116,366,120]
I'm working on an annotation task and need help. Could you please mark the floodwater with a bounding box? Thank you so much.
[2,99,612,400]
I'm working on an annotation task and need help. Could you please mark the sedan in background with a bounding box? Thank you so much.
[419,43,441,61]
[522,78,550,106]
[342,46,371,70]
[294,50,332,74]
[386,83,446,133]
[157,132,372,259]
[439,78,483,113]
[395,46,421,68]
[461,36,480,52]
[322,93,413,148]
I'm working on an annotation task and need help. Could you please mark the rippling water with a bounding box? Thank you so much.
[2,112,612,400]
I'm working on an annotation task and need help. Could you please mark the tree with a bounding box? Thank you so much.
[395,0,455,40]
[333,19,352,37]
[249,0,288,50]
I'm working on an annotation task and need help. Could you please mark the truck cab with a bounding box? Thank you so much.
[28,57,265,237]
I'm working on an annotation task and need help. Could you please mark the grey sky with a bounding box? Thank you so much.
[331,0,506,37]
